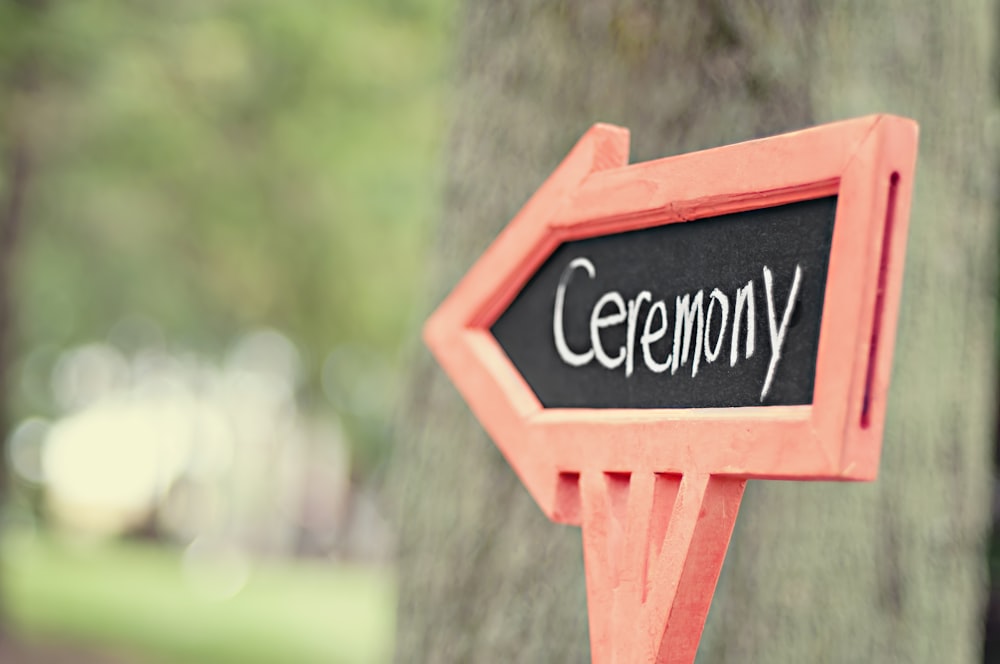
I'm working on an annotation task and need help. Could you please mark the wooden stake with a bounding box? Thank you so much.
[580,472,745,663]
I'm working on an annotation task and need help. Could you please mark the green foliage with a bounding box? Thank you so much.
[6,0,455,469]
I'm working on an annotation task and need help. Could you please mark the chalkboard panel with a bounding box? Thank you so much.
[491,197,838,408]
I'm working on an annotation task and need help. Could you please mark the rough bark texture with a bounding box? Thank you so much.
[0,2,44,636]
[391,1,997,662]
[0,15,36,524]
[0,138,28,473]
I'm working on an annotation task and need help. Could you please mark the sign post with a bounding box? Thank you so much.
[424,115,918,663]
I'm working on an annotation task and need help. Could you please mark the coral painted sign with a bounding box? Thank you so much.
[424,115,918,663]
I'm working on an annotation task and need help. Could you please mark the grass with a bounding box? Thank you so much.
[2,529,395,664]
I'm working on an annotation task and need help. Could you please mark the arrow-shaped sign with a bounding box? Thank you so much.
[424,115,918,663]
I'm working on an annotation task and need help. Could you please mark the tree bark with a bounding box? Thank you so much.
[0,5,46,639]
[391,1,997,662]
[0,135,28,502]
[0,0,43,517]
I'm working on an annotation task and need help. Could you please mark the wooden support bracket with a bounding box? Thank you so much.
[580,472,745,663]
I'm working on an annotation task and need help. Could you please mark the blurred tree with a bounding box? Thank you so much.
[2,0,453,474]
[0,0,51,636]
[1,0,47,515]
[392,1,996,661]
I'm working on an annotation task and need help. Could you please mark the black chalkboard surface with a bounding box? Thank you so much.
[491,196,838,408]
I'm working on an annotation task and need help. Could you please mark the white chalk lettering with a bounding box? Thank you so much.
[672,291,704,377]
[590,291,627,370]
[549,256,807,401]
[761,264,803,401]
[730,281,755,367]
[704,288,729,363]
[553,257,596,367]
[640,300,671,373]
[625,291,652,377]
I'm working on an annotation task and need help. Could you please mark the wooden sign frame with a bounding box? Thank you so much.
[424,115,918,662]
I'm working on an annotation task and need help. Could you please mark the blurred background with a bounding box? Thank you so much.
[0,1,455,661]
[4,2,1000,664]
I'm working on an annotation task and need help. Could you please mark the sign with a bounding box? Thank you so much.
[424,115,918,663]
[492,196,837,408]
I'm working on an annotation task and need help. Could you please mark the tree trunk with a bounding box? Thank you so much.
[391,1,996,662]
[0,134,28,507]
[0,2,45,638]
[0,0,43,521]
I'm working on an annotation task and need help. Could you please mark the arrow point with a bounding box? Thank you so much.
[579,123,631,173]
